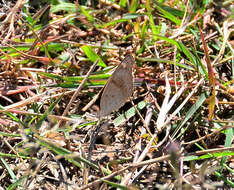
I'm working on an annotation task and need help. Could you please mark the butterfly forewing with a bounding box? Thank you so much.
[99,55,134,117]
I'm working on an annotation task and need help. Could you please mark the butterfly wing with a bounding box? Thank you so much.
[99,55,134,117]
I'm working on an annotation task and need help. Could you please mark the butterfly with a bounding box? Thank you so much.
[99,55,134,117]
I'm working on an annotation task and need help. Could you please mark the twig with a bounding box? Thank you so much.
[2,0,24,41]
[130,99,153,137]
[78,154,171,190]
[57,60,98,128]
[170,78,204,139]
[2,88,62,110]
[62,60,98,117]
[121,134,158,186]
[0,109,84,123]
[155,125,171,148]
[182,125,232,145]
[121,128,145,186]
[82,89,103,112]
[122,103,156,186]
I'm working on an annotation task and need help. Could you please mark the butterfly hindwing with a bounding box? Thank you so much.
[99,55,134,117]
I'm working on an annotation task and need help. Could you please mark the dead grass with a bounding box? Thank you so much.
[0,0,233,189]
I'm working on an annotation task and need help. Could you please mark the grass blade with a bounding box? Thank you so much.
[81,46,106,67]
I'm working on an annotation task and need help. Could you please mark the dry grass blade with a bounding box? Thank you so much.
[1,89,60,110]
[156,69,186,132]
[199,25,216,121]
[0,0,233,189]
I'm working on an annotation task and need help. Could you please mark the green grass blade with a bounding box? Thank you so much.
[51,3,77,13]
[97,18,128,28]
[1,158,17,182]
[79,5,94,23]
[148,14,159,40]
[35,95,63,129]
[155,4,182,25]
[152,35,200,69]
[184,151,234,161]
[137,57,194,70]
[81,46,106,67]
[114,101,147,127]
[1,158,25,190]
[129,0,138,13]
[122,13,144,19]
[0,105,27,128]
[173,92,207,139]
[119,0,127,8]
[220,127,233,169]
[8,176,27,190]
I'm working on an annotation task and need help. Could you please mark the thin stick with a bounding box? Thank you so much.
[78,154,171,190]
[182,125,232,145]
[82,90,102,112]
[55,60,98,129]
[61,60,98,117]
[130,99,153,137]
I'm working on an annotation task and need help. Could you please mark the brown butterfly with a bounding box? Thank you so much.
[99,54,134,117]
